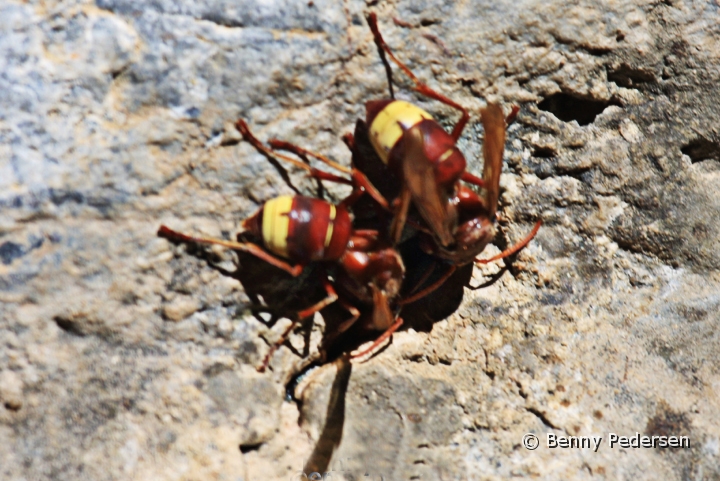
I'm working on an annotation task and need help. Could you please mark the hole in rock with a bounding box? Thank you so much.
[537,93,620,126]
[681,137,720,164]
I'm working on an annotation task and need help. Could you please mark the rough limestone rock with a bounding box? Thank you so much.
[2,0,719,479]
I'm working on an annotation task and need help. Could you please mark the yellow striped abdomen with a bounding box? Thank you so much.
[258,196,352,264]
[369,100,433,163]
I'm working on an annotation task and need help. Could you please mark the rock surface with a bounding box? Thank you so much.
[2,0,720,479]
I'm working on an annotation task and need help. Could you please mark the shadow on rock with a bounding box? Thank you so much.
[303,355,352,475]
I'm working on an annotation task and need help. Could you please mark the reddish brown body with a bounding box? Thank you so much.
[364,97,470,246]
[358,13,541,272]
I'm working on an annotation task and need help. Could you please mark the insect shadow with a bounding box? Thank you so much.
[302,354,352,476]
[169,237,324,354]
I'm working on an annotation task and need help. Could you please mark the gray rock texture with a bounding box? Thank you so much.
[2,0,720,479]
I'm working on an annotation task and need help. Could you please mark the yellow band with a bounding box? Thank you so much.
[438,148,454,163]
[323,204,336,249]
[262,195,293,258]
[369,100,433,163]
